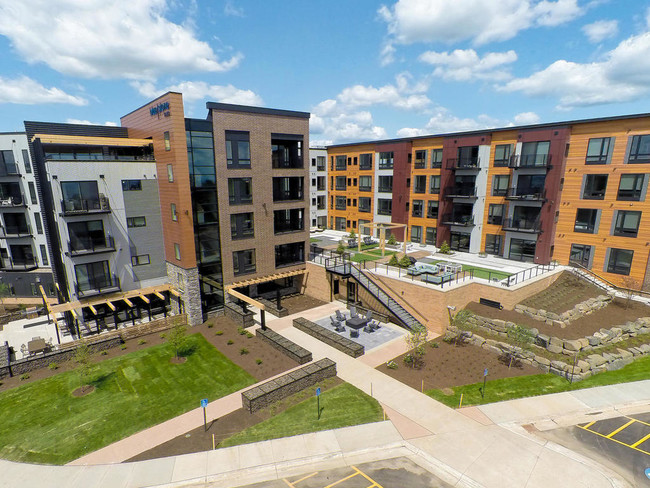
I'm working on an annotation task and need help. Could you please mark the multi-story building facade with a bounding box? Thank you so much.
[327,113,650,289]
[122,93,310,324]
[0,132,54,297]
[309,147,327,229]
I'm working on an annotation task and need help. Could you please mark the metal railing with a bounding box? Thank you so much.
[68,235,116,255]
[503,262,557,287]
[0,257,38,271]
[441,214,474,226]
[505,187,546,201]
[0,223,32,237]
[502,217,542,233]
[446,157,480,170]
[75,274,121,297]
[0,194,25,207]
[61,197,110,215]
[509,154,552,169]
[444,185,477,198]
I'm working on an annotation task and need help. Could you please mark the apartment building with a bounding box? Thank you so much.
[122,93,310,324]
[0,133,54,297]
[309,147,328,229]
[327,113,650,289]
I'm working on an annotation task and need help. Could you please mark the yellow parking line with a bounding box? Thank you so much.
[582,421,596,429]
[606,420,636,438]
[351,466,384,488]
[324,471,359,488]
[627,416,650,428]
[631,432,650,449]
[577,425,650,456]
[283,472,318,487]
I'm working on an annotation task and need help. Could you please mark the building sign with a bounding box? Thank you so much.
[150,101,171,117]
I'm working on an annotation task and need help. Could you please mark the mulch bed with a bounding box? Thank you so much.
[466,298,650,340]
[279,294,326,315]
[376,339,539,391]
[519,272,604,313]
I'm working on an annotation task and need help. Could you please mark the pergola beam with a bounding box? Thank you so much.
[226,269,306,291]
[226,288,266,311]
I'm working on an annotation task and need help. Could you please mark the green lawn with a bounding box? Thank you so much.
[460,265,511,281]
[219,383,383,448]
[309,238,321,243]
[367,248,398,256]
[427,355,650,408]
[350,252,382,263]
[0,334,255,464]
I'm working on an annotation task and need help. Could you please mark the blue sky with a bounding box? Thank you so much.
[0,0,648,144]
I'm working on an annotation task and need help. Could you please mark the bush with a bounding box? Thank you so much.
[237,327,247,336]
[138,339,146,345]
[207,323,214,328]
[387,234,397,245]
[335,242,346,255]
[227,339,234,345]
[255,358,263,365]
[159,333,166,339]
[20,373,30,381]
[388,254,399,267]
[398,254,412,268]
[240,348,249,355]
[430,341,439,349]
[215,330,224,336]
[246,331,253,339]
[439,241,451,254]
[48,362,58,371]
[120,344,127,350]
[386,360,398,370]
[348,230,356,239]
[100,350,108,356]
[402,354,413,366]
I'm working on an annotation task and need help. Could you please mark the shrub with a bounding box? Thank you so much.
[227,340,234,345]
[138,339,146,345]
[402,354,413,366]
[335,242,346,255]
[159,333,166,339]
[439,241,451,254]
[398,254,412,268]
[48,362,58,371]
[100,350,108,356]
[240,348,249,355]
[388,254,399,267]
[387,233,397,245]
[255,358,263,365]
[120,344,127,350]
[386,360,398,370]
[20,373,30,381]
[430,341,439,349]
[207,323,214,328]
[245,331,253,339]
[215,330,224,336]
[237,327,247,336]
[348,230,356,239]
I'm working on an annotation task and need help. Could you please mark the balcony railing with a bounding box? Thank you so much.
[505,187,546,201]
[447,158,479,170]
[0,257,37,271]
[317,203,326,210]
[509,154,552,169]
[0,166,21,177]
[502,217,542,233]
[61,196,110,215]
[359,185,372,192]
[316,184,326,191]
[335,184,347,191]
[0,224,32,238]
[413,160,426,169]
[426,211,438,220]
[316,164,326,171]
[0,194,25,207]
[274,220,304,234]
[444,186,477,198]
[359,206,371,213]
[272,156,303,169]
[68,235,116,256]
[441,213,475,226]
[75,274,120,297]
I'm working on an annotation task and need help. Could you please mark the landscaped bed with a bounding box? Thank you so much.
[520,272,603,313]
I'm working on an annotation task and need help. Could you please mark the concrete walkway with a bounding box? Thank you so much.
[2,302,646,487]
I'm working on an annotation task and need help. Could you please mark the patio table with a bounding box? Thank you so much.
[27,338,47,355]
[346,317,368,330]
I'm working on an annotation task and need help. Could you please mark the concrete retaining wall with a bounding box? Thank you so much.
[293,317,364,358]
[256,328,312,364]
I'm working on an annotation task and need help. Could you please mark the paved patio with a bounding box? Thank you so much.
[313,314,407,352]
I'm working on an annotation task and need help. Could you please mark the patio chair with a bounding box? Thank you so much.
[336,324,346,332]
[330,315,340,328]
[350,329,359,338]
[335,309,348,322]
[363,325,373,333]
[365,310,373,322]
[350,306,359,318]
[372,320,381,329]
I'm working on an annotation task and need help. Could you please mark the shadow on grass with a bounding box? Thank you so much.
[90,371,116,388]
[178,343,198,358]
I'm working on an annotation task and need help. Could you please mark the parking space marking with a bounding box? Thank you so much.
[283,472,318,487]
[283,466,384,488]
[578,417,650,457]
[631,432,650,449]
[606,419,636,438]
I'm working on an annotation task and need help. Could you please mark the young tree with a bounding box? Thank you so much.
[73,342,93,389]
[335,241,346,255]
[505,324,535,369]
[168,322,188,359]
[449,309,473,346]
[404,326,428,369]
[399,254,413,268]
[621,276,639,309]
[439,241,451,254]
[0,282,9,315]
[388,254,399,267]
[387,233,397,246]
[348,229,356,239]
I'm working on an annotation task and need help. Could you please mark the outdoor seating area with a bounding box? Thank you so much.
[330,306,382,338]
[406,262,440,276]
[320,307,404,352]
[23,336,51,356]
[422,272,455,285]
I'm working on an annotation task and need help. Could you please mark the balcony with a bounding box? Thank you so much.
[0,195,25,207]
[317,203,326,210]
[0,166,21,178]
[505,187,546,201]
[61,196,110,216]
[441,213,475,226]
[359,185,372,192]
[509,154,552,169]
[316,184,326,191]
[75,274,121,298]
[413,159,426,169]
[68,235,116,256]
[447,158,479,170]
[444,185,477,199]
[502,217,542,233]
[0,224,32,238]
[0,257,37,271]
[335,183,347,191]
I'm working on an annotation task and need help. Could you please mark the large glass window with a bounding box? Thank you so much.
[335,196,346,210]
[492,175,509,196]
[274,208,304,234]
[431,149,442,168]
[231,212,254,239]
[358,197,371,213]
[233,249,256,275]
[414,150,427,168]
[0,150,17,176]
[275,242,305,268]
[68,220,108,252]
[413,175,426,193]
[378,152,394,169]
[487,204,504,225]
[22,149,31,173]
[429,175,440,194]
[187,129,216,189]
[586,137,611,164]
[271,134,303,168]
[427,200,438,219]
[508,238,536,262]
[377,199,392,215]
[359,153,373,170]
[272,177,303,201]
[569,244,593,268]
[335,176,346,190]
[412,200,423,218]
[359,175,372,191]
[335,217,346,231]
[457,146,479,168]
[122,180,142,191]
[613,210,641,237]
[228,178,253,205]
[378,176,393,193]
[574,208,598,233]
[607,248,633,275]
[628,135,650,164]
[494,144,512,167]
[485,234,502,255]
[582,174,608,199]
[425,227,436,245]
[61,181,104,213]
[617,174,645,201]
[335,155,347,170]
[450,232,470,251]
[226,131,251,168]
[520,141,550,167]
[74,261,115,294]
[411,225,422,243]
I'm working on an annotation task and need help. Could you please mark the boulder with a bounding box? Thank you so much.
[535,356,551,366]
[617,348,633,359]
[585,354,606,367]
[549,336,563,347]
[563,339,582,352]
[576,360,591,372]
[547,344,563,354]
[536,334,550,348]
[578,338,590,349]
[551,360,569,372]
[530,328,539,336]
[587,335,600,346]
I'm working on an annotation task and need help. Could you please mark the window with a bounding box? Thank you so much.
[494,144,512,167]
[485,234,502,255]
[274,208,304,234]
[617,174,645,201]
[335,196,346,210]
[163,131,171,151]
[233,249,256,275]
[378,152,394,169]
[574,209,598,233]
[378,176,393,193]
[22,149,31,173]
[411,225,422,243]
[431,149,442,168]
[226,131,251,168]
[335,176,346,190]
[275,242,305,267]
[34,213,43,234]
[167,164,174,182]
[628,135,650,164]
[231,212,254,239]
[273,177,303,201]
[174,243,181,260]
[427,200,439,219]
[74,260,114,294]
[61,181,102,212]
[359,153,372,170]
[569,244,593,268]
[607,248,633,275]
[515,174,546,197]
[127,216,146,228]
[359,197,371,213]
[586,137,611,164]
[229,177,253,204]
[335,217,346,231]
[613,210,641,237]
[492,175,509,196]
[377,199,392,215]
[508,238,536,262]
[429,175,440,194]
[450,232,471,252]
[28,182,37,204]
[520,141,550,167]
[122,180,142,191]
[413,175,426,193]
[0,150,17,175]
[316,176,326,191]
[131,254,150,266]
[414,150,427,168]
[171,203,178,221]
[40,244,48,266]
[411,200,423,218]
[425,227,436,245]
[487,204,504,225]
[336,155,347,170]
[316,156,326,170]
[457,146,479,168]
[582,174,608,199]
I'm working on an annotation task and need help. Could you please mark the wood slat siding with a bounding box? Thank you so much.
[408,138,443,244]
[554,118,650,288]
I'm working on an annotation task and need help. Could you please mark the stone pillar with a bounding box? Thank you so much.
[166,262,203,326]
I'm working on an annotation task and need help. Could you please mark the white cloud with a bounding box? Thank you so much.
[310,111,387,146]
[582,19,618,43]
[335,73,431,111]
[419,49,517,81]
[131,80,263,106]
[224,1,244,17]
[397,108,503,136]
[379,0,583,47]
[0,0,242,80]
[514,111,541,125]
[500,30,650,108]
[66,119,118,126]
[0,76,87,105]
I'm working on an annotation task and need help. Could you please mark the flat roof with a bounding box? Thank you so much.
[327,111,650,149]
[31,134,153,147]
[206,102,310,119]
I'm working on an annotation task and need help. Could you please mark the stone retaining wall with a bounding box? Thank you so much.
[241,358,336,413]
[256,328,312,364]
[224,303,255,328]
[257,298,289,318]
[514,294,613,327]
[293,317,364,358]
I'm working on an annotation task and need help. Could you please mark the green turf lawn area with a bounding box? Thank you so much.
[0,334,255,465]
[427,355,650,408]
[349,252,382,263]
[366,249,397,256]
[309,238,321,243]
[219,383,383,448]
[460,265,511,280]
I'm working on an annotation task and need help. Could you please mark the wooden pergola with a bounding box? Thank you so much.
[357,222,408,256]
